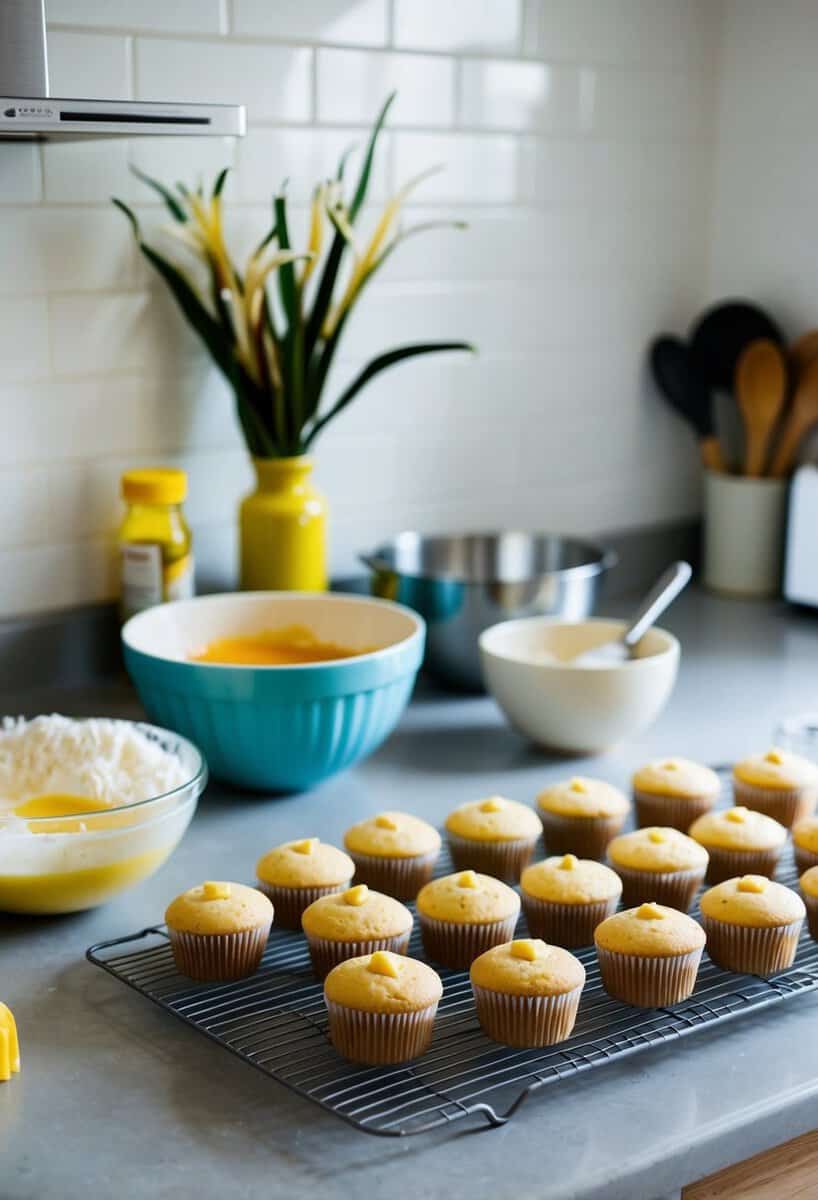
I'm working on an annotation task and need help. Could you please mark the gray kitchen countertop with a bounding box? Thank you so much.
[3,587,818,1200]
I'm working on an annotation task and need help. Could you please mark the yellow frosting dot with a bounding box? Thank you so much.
[457,870,478,889]
[559,854,578,871]
[569,778,588,793]
[726,807,747,823]
[292,838,317,855]
[737,875,768,894]
[480,797,505,813]
[648,829,667,844]
[201,881,231,901]
[636,902,665,920]
[375,814,398,830]
[764,749,784,765]
[344,884,369,906]
[662,760,679,771]
[510,938,543,961]
[368,951,399,978]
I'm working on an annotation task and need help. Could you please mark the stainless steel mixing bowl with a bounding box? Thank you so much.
[361,532,616,691]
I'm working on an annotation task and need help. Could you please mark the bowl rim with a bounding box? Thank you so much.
[478,616,680,670]
[361,529,617,586]
[121,591,426,671]
[0,718,207,828]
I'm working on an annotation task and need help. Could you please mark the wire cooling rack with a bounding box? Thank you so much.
[87,845,818,1138]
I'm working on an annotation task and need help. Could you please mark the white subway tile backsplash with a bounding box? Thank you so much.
[43,140,131,204]
[0,146,42,204]
[393,132,526,203]
[235,128,389,205]
[134,38,312,122]
[316,50,455,127]
[232,0,388,46]
[0,210,134,294]
[50,293,151,373]
[459,59,580,132]
[393,0,522,54]
[0,300,49,381]
[47,0,223,33]
[128,137,238,201]
[47,31,131,99]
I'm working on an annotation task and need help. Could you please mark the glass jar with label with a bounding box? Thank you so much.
[119,468,194,621]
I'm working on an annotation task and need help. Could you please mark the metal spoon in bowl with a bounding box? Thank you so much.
[569,561,692,666]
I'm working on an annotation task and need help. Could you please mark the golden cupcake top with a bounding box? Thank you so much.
[343,811,441,859]
[416,870,521,925]
[607,827,708,873]
[800,865,818,899]
[324,952,442,1013]
[632,757,721,799]
[700,876,806,928]
[733,749,818,790]
[594,903,706,957]
[536,776,630,819]
[521,854,623,905]
[793,816,818,855]
[301,885,412,942]
[470,938,585,997]
[165,881,273,935]
[445,796,541,843]
[255,838,354,888]
[689,806,787,851]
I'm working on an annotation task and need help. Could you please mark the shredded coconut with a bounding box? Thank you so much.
[0,715,189,813]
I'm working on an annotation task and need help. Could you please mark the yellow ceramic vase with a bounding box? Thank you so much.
[240,456,328,592]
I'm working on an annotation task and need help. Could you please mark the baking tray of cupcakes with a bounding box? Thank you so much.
[87,756,818,1138]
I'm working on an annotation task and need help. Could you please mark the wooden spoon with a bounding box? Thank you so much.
[734,338,788,476]
[789,328,818,383]
[649,335,726,471]
[770,352,818,477]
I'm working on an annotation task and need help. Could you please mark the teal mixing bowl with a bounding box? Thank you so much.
[122,592,425,792]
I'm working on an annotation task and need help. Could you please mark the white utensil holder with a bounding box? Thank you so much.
[703,470,788,597]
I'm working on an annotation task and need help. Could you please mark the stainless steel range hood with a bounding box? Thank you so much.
[0,0,245,140]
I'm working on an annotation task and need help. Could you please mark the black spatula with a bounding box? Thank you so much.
[649,335,725,470]
[689,301,783,393]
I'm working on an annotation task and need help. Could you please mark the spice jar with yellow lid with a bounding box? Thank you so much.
[119,468,194,621]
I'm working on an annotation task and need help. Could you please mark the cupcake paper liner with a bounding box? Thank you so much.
[447,833,539,883]
[633,789,716,833]
[347,850,438,901]
[257,880,352,930]
[701,916,803,976]
[419,912,519,970]
[168,923,271,981]
[538,811,626,861]
[306,931,411,980]
[325,999,438,1064]
[733,780,817,829]
[803,894,818,941]
[471,983,583,1047]
[613,865,706,912]
[521,893,619,948]
[702,845,782,885]
[595,945,703,1007]
[794,845,818,876]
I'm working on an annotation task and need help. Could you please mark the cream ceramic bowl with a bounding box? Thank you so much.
[479,618,680,753]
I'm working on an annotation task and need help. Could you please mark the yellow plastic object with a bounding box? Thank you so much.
[479,797,505,813]
[119,467,193,621]
[0,1005,19,1081]
[239,456,327,592]
[510,939,540,961]
[375,814,398,831]
[202,881,231,901]
[368,951,399,978]
[457,870,478,889]
[738,875,768,894]
[344,884,369,907]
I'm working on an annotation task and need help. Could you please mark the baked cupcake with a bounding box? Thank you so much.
[800,866,818,940]
[470,938,585,1047]
[536,777,630,860]
[688,807,786,884]
[700,875,805,976]
[324,951,442,1064]
[416,870,521,969]
[792,816,818,875]
[632,757,721,831]
[301,884,412,979]
[733,749,818,828]
[445,796,541,881]
[255,837,354,929]
[594,902,705,1006]
[343,811,441,900]
[607,827,708,911]
[165,881,273,981]
[520,854,622,948]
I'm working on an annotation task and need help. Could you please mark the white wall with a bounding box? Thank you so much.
[0,0,717,616]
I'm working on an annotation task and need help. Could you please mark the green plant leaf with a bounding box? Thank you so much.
[138,242,234,379]
[304,341,475,448]
[112,196,141,239]
[336,141,357,182]
[350,91,395,220]
[273,193,305,448]
[130,165,188,222]
[212,166,230,199]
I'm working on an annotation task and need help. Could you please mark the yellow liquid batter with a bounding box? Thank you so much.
[189,624,372,666]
